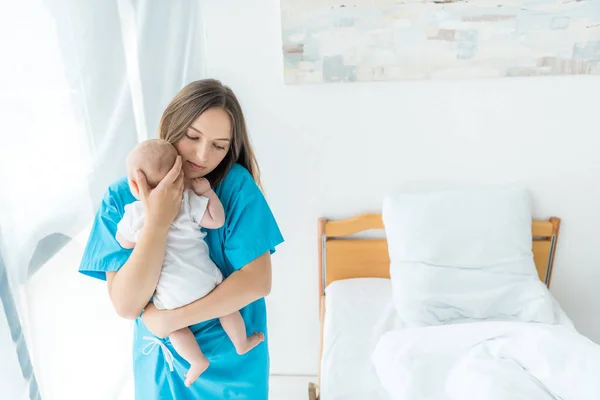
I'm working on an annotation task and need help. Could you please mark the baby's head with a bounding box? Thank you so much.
[126,139,178,199]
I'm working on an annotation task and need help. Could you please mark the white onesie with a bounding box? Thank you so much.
[116,189,224,310]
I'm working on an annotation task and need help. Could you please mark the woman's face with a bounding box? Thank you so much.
[175,107,232,180]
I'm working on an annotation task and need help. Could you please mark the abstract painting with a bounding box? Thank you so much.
[280,0,600,83]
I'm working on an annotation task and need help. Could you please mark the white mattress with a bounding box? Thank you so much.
[319,278,399,400]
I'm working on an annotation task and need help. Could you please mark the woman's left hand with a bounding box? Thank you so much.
[141,302,176,338]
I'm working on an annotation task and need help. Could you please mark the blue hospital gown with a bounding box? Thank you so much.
[79,164,284,399]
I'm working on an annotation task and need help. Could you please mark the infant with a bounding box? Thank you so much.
[116,139,264,386]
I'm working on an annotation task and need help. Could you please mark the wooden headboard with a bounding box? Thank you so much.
[317,214,560,297]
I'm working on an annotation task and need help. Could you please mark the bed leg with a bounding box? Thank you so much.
[308,382,318,400]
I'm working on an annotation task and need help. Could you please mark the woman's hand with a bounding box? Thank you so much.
[136,156,184,230]
[141,302,176,338]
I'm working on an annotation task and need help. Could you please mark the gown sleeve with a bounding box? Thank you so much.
[187,192,210,225]
[79,180,133,281]
[222,169,284,271]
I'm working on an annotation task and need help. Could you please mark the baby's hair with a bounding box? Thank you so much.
[126,139,178,188]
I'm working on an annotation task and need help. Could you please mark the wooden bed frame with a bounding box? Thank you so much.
[308,214,561,400]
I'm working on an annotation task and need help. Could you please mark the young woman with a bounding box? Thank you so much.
[79,79,284,399]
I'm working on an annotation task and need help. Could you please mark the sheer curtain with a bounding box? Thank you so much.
[0,1,205,398]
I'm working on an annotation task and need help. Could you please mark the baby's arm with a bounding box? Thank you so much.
[199,189,225,229]
[192,178,225,229]
[116,203,143,249]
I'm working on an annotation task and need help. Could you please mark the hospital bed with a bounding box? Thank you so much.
[308,213,561,400]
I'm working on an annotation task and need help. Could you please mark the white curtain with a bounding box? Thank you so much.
[0,1,205,398]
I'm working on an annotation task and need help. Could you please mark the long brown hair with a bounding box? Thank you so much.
[157,79,261,188]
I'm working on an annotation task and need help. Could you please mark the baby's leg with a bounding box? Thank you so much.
[169,327,209,386]
[219,311,264,355]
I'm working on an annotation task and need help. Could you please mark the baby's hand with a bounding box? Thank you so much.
[192,177,211,195]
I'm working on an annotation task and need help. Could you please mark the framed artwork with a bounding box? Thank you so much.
[280,0,600,84]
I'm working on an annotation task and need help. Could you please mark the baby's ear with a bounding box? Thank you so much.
[128,177,140,199]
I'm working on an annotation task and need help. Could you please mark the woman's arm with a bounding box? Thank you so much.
[142,252,272,338]
[106,157,184,319]
[176,252,271,326]
[107,222,170,319]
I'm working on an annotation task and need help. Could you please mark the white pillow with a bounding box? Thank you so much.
[382,186,556,327]
[382,186,534,268]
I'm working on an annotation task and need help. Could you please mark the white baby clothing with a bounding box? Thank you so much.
[116,189,224,310]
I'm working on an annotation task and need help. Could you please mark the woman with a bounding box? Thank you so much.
[79,79,284,399]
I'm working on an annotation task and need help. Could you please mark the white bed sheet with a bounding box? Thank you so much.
[320,278,399,400]
[372,321,600,400]
[319,277,575,400]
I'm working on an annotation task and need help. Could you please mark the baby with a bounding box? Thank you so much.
[116,139,264,386]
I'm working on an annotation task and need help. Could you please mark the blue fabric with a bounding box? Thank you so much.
[79,164,284,399]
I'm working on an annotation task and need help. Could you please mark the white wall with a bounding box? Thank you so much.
[201,0,600,375]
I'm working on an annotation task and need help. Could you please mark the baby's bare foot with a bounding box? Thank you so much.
[235,332,265,355]
[184,358,210,387]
